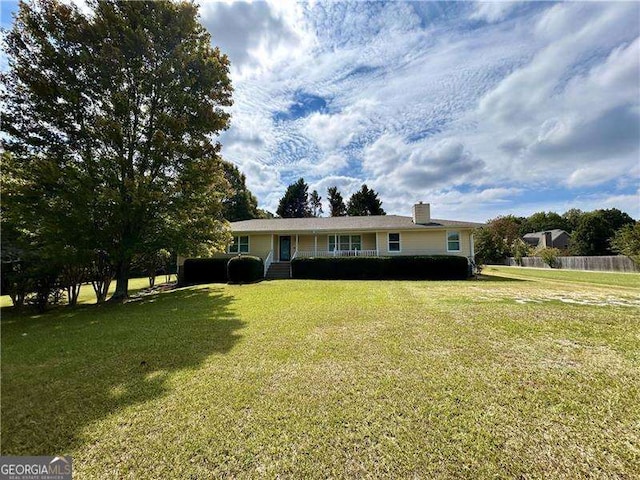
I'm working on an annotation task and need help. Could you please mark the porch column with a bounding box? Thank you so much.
[296,234,299,255]
[271,235,275,261]
[314,234,317,255]
[376,232,380,256]
[470,232,475,260]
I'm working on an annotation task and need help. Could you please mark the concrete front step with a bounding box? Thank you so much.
[266,262,291,279]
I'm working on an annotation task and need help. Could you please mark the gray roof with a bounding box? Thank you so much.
[230,215,484,234]
[522,229,569,241]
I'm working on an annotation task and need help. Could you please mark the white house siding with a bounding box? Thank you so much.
[247,234,272,257]
[376,230,472,257]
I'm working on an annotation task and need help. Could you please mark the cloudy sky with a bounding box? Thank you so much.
[2,1,639,221]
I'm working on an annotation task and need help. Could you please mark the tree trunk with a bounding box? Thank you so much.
[111,260,130,301]
[67,283,81,306]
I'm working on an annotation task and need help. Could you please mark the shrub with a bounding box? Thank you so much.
[181,258,228,285]
[512,239,531,266]
[538,247,561,268]
[227,255,264,284]
[291,256,469,280]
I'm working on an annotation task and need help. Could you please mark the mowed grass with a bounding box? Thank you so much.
[486,265,640,289]
[1,270,639,478]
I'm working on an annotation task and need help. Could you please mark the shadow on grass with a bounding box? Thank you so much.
[475,273,529,282]
[1,286,244,455]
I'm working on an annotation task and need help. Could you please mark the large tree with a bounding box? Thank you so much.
[561,208,585,233]
[346,184,385,216]
[327,186,347,217]
[520,211,569,234]
[474,215,525,264]
[276,178,311,218]
[611,222,640,265]
[309,190,323,217]
[221,161,259,222]
[570,209,635,256]
[1,0,233,300]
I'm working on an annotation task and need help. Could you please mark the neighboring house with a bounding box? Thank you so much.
[179,202,484,279]
[522,229,570,250]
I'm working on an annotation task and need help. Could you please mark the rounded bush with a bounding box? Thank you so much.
[227,255,264,284]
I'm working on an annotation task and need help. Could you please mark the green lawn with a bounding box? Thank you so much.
[485,265,640,289]
[2,271,639,478]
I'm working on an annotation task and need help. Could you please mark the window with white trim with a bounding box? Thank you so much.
[447,231,460,252]
[229,235,249,253]
[328,234,362,251]
[388,233,401,252]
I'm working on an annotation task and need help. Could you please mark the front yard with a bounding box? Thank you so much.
[2,269,639,478]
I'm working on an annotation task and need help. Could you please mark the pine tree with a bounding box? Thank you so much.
[276,178,312,218]
[327,186,347,217]
[346,185,385,216]
[309,190,323,217]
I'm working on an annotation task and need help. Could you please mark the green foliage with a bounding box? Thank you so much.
[291,256,469,280]
[227,255,264,284]
[133,249,173,287]
[570,209,635,256]
[537,247,561,268]
[256,209,275,219]
[309,190,323,217]
[221,162,260,222]
[520,211,569,234]
[276,178,311,218]
[611,223,640,264]
[561,208,584,233]
[181,258,229,285]
[512,239,531,266]
[346,184,385,216]
[474,216,524,264]
[1,0,233,301]
[327,186,346,217]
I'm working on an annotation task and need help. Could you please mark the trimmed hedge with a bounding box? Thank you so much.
[291,256,469,280]
[181,258,228,285]
[227,255,264,284]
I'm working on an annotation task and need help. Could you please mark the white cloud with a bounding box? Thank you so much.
[363,134,485,190]
[224,0,637,219]
[199,0,311,78]
[470,2,518,24]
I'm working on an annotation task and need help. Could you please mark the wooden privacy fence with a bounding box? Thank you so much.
[505,256,638,272]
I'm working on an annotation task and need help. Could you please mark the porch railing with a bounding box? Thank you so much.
[294,249,378,258]
[264,250,273,276]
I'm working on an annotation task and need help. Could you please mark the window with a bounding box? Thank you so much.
[328,234,362,251]
[447,231,460,252]
[388,233,400,252]
[339,235,350,251]
[229,235,249,253]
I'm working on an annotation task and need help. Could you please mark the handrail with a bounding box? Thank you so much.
[264,250,273,276]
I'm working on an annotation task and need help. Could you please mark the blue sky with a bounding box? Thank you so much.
[2,1,639,221]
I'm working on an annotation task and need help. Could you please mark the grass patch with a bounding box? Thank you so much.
[2,272,639,478]
[485,265,640,289]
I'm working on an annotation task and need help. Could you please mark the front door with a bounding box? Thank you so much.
[279,236,291,261]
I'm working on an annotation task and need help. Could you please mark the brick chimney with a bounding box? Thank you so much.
[412,202,431,224]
